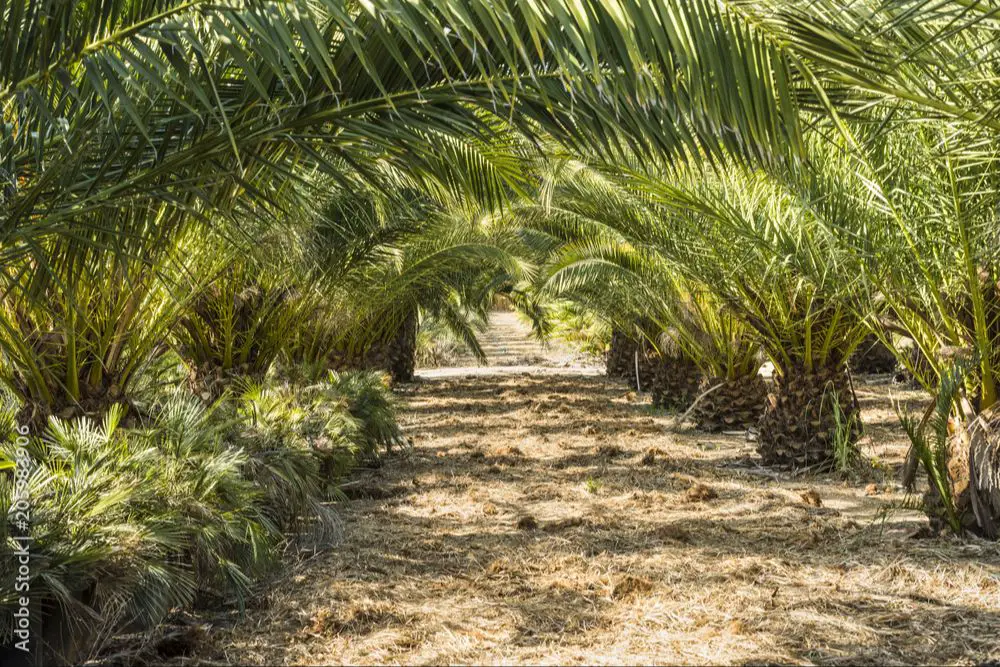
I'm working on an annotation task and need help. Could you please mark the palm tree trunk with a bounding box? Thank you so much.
[849,334,898,374]
[691,374,768,432]
[646,351,702,412]
[606,328,639,382]
[927,408,1000,538]
[382,309,417,383]
[757,364,861,467]
[337,309,418,383]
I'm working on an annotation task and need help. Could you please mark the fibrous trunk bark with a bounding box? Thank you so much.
[757,364,861,467]
[645,352,701,412]
[926,407,1000,539]
[849,334,898,374]
[691,374,768,432]
[606,328,640,382]
[331,310,417,383]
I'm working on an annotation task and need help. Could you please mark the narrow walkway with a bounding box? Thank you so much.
[418,310,601,378]
[196,374,998,665]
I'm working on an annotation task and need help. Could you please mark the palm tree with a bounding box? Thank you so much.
[636,0,1000,530]
[606,327,644,383]
[0,226,207,425]
[2,0,810,419]
[540,230,763,425]
[808,122,1000,532]
[525,160,764,427]
[524,156,872,464]
[290,188,537,382]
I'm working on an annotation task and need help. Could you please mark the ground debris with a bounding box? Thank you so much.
[609,575,653,600]
[653,523,692,543]
[800,489,823,507]
[640,447,662,465]
[597,443,625,458]
[684,483,719,502]
[183,372,997,667]
[516,515,539,530]
[541,516,587,532]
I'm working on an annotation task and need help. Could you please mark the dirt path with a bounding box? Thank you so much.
[198,373,1000,666]
[418,311,600,378]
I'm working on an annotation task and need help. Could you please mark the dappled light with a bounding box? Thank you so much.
[5,0,1000,664]
[193,369,999,665]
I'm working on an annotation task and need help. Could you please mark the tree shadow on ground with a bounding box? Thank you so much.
[182,373,998,666]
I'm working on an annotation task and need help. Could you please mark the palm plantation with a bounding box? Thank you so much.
[2,0,1000,664]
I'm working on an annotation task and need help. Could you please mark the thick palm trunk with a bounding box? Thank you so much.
[373,309,417,383]
[849,334,897,374]
[691,374,768,432]
[606,328,639,382]
[332,310,417,383]
[757,364,861,467]
[645,352,702,412]
[926,408,1000,538]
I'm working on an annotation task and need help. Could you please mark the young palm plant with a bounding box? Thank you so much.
[813,122,1000,534]
[0,226,210,426]
[639,163,876,466]
[0,400,273,664]
[175,223,319,397]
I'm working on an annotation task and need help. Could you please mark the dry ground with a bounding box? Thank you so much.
[421,311,601,374]
[184,373,1000,666]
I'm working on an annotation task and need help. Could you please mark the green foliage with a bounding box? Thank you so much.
[0,239,198,423]
[289,193,539,372]
[322,371,404,458]
[0,405,198,649]
[0,368,401,658]
[416,318,478,368]
[178,261,313,391]
[546,302,610,359]
[897,361,976,534]
[829,390,861,474]
[0,400,269,652]
[524,157,867,383]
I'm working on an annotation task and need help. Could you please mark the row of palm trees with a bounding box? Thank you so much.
[4,0,1000,662]
[0,2,663,662]
[515,1,1000,538]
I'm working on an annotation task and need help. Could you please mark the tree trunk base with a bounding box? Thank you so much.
[849,334,898,374]
[926,408,1000,539]
[645,353,701,412]
[757,366,861,468]
[330,311,417,384]
[606,328,640,382]
[691,375,767,432]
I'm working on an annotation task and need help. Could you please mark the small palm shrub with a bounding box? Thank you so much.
[0,369,402,663]
[0,251,193,427]
[322,371,404,459]
[176,263,313,398]
[0,403,266,664]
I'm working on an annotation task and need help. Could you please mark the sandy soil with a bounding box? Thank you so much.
[185,373,1000,666]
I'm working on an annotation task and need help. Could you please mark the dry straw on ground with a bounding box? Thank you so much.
[181,374,1000,666]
